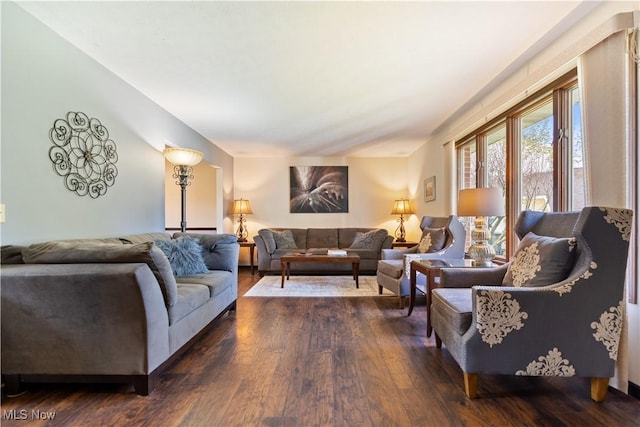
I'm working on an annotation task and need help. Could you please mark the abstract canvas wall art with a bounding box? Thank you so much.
[289,166,348,213]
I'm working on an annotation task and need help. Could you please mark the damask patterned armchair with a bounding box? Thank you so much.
[430,207,632,401]
[376,215,465,307]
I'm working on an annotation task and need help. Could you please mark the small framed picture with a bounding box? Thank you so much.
[424,176,436,202]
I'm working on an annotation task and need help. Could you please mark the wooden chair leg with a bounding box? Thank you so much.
[463,373,478,398]
[591,377,609,402]
[435,333,442,348]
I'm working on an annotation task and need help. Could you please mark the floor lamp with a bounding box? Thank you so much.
[164,147,204,233]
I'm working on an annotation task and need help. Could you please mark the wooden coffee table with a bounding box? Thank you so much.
[280,254,360,288]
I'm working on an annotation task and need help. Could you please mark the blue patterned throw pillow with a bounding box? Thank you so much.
[154,236,209,276]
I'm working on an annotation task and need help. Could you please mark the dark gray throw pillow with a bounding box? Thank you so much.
[1,245,26,264]
[273,230,297,249]
[154,236,209,276]
[349,229,387,250]
[502,232,576,287]
[417,227,447,253]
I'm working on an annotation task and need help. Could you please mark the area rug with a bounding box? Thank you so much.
[244,275,395,297]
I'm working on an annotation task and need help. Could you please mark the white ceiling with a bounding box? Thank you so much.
[17,1,593,158]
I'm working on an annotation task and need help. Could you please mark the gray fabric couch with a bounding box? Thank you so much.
[254,227,393,276]
[0,232,239,395]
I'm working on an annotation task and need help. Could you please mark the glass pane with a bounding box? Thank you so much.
[459,142,476,190]
[520,101,554,212]
[570,86,586,210]
[457,141,476,252]
[486,125,507,256]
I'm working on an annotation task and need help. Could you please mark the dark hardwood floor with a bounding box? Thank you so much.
[2,268,639,426]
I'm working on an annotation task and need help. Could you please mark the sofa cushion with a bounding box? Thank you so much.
[502,232,576,287]
[432,288,473,336]
[377,259,404,279]
[417,227,447,253]
[273,230,297,249]
[344,248,377,260]
[349,229,388,251]
[307,228,338,248]
[168,284,210,325]
[154,236,209,276]
[22,241,179,307]
[176,270,235,298]
[270,248,303,260]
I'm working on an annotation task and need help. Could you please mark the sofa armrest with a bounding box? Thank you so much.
[253,234,274,273]
[1,263,170,376]
[381,246,418,260]
[439,264,509,288]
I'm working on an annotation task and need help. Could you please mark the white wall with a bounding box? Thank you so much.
[408,1,640,390]
[0,2,235,245]
[234,156,421,266]
[233,155,421,236]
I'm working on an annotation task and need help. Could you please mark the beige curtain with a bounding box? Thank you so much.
[577,30,632,393]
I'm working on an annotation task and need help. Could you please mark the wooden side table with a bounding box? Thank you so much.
[408,258,497,337]
[391,241,418,248]
[238,241,256,275]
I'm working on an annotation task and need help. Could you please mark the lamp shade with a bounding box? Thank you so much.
[163,147,204,166]
[457,188,505,217]
[391,199,414,215]
[232,198,253,215]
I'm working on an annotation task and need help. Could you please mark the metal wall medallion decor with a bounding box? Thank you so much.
[289,166,349,213]
[48,112,118,199]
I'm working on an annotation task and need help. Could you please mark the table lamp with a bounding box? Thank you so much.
[232,198,253,242]
[391,199,414,242]
[457,188,505,266]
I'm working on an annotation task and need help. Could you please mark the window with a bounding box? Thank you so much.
[569,86,586,210]
[456,71,583,259]
[520,100,554,212]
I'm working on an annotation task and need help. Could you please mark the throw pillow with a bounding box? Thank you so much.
[502,232,577,287]
[1,245,26,264]
[178,233,238,272]
[417,227,447,253]
[154,236,209,276]
[273,230,297,249]
[349,229,387,250]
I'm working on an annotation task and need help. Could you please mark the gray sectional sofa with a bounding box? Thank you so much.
[254,227,392,276]
[0,231,239,395]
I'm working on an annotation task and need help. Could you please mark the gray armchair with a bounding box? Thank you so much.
[431,207,632,401]
[376,215,466,307]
